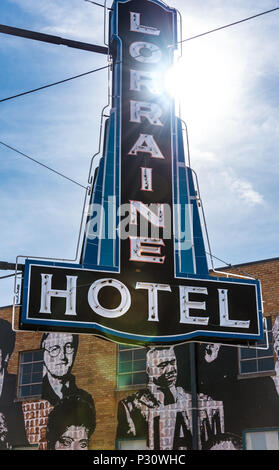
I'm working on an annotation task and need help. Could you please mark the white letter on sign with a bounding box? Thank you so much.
[39,274,77,315]
[129,237,165,264]
[130,201,165,227]
[129,41,162,63]
[128,134,165,159]
[130,100,163,126]
[130,12,160,36]
[88,278,131,318]
[130,70,160,95]
[136,282,171,321]
[218,289,250,328]
[179,286,209,325]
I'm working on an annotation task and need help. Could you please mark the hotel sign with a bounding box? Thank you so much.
[19,0,264,345]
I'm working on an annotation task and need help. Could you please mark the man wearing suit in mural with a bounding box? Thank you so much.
[46,395,96,450]
[0,318,29,448]
[197,341,279,445]
[40,332,95,411]
[117,346,192,449]
[117,346,222,450]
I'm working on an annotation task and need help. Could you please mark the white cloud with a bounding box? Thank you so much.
[221,170,264,206]
[9,0,107,43]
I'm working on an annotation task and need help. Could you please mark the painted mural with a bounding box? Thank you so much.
[116,346,224,450]
[1,314,279,450]
[0,319,96,450]
[0,318,29,449]
[116,327,279,450]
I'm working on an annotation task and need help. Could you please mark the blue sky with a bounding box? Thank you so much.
[0,0,279,307]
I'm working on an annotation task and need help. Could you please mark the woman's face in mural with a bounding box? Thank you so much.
[54,425,89,450]
[42,333,76,379]
[209,440,238,450]
[148,348,177,388]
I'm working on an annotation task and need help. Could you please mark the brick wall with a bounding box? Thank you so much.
[1,256,279,450]
[0,305,119,450]
[211,258,279,321]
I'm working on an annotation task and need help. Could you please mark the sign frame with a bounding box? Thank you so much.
[17,0,264,346]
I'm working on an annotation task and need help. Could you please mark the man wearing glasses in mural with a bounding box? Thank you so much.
[0,318,29,448]
[117,346,220,450]
[40,332,95,410]
[46,395,96,450]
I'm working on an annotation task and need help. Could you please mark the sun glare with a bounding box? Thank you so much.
[164,41,241,130]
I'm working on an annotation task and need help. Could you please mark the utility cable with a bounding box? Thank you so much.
[84,0,111,9]
[0,63,111,103]
[174,6,279,46]
[2,6,278,104]
[0,273,18,280]
[205,251,231,267]
[0,141,89,190]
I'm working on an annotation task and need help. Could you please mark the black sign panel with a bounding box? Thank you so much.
[118,0,175,282]
[20,262,263,345]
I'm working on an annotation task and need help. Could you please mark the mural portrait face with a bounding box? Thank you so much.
[0,412,9,449]
[46,395,96,450]
[203,433,242,451]
[147,347,177,389]
[42,333,76,379]
[272,317,279,360]
[204,343,221,363]
[0,319,15,376]
[54,425,89,450]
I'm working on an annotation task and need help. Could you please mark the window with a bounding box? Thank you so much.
[239,317,275,376]
[13,445,38,450]
[117,439,148,450]
[18,350,44,399]
[117,345,147,389]
[244,429,279,450]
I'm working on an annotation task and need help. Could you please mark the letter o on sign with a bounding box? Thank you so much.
[88,278,131,318]
[129,41,162,63]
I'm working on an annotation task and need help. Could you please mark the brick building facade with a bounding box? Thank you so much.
[0,256,279,450]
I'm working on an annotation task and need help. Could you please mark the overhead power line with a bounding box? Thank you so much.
[0,64,111,103]
[0,141,88,190]
[84,0,111,9]
[1,7,278,104]
[0,273,17,280]
[176,6,279,45]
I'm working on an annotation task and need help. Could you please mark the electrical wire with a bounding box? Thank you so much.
[0,63,111,103]
[0,273,17,280]
[205,251,231,267]
[84,0,111,9]
[1,6,278,103]
[0,141,89,190]
[174,6,279,46]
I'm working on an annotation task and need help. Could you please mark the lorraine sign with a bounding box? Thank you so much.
[19,0,264,346]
